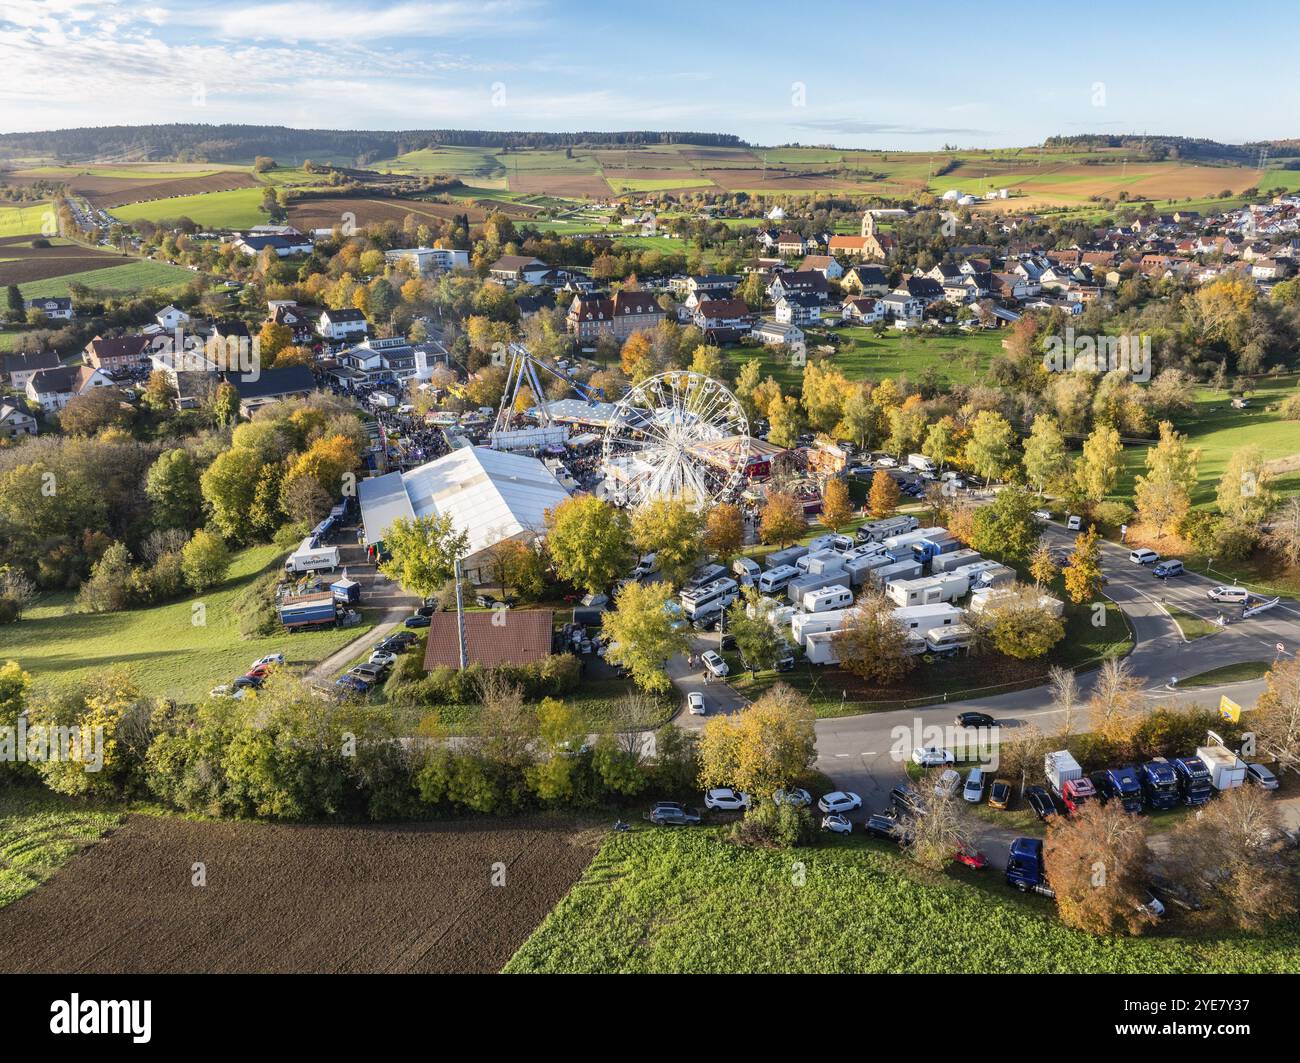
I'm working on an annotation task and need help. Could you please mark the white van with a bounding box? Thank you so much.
[925,623,974,655]
[1066,515,1082,531]
[803,585,854,614]
[1206,585,1249,604]
[758,565,800,595]
[634,553,660,578]
[1129,548,1158,566]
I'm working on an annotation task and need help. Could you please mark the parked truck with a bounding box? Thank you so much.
[1171,756,1214,806]
[278,591,341,631]
[907,453,936,475]
[1005,837,1054,897]
[1104,765,1145,813]
[284,537,341,574]
[910,536,959,566]
[1045,750,1096,812]
[1196,742,1247,790]
[1140,759,1181,810]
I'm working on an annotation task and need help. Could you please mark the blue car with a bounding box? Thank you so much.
[404,614,432,628]
[1153,560,1184,579]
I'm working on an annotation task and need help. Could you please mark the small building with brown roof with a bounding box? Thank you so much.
[423,609,556,670]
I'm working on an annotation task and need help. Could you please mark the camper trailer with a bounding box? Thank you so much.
[804,629,840,665]
[844,551,892,586]
[930,548,981,574]
[868,558,923,588]
[892,603,964,633]
[802,584,854,614]
[791,608,850,646]
[969,587,1064,617]
[796,550,846,577]
[787,571,850,606]
[764,545,809,570]
[885,572,971,608]
[681,577,738,620]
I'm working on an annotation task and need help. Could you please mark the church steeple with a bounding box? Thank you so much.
[861,210,876,237]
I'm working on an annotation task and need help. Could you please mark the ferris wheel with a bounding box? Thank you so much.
[601,370,749,509]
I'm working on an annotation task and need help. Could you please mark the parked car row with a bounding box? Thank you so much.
[209,653,286,699]
[337,630,419,693]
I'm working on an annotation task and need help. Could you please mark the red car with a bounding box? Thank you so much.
[953,844,988,870]
[245,664,272,680]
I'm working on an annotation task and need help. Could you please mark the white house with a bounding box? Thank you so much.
[0,402,37,439]
[155,305,190,330]
[26,364,113,412]
[319,308,370,342]
[25,297,73,321]
[775,293,821,326]
[879,293,923,321]
[752,320,805,347]
[840,296,883,324]
[385,247,470,274]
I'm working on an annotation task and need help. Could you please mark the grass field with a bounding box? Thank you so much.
[506,826,1300,972]
[1181,661,1272,687]
[111,186,268,228]
[16,258,195,299]
[0,788,125,909]
[3,545,375,702]
[0,201,52,237]
[726,327,1004,392]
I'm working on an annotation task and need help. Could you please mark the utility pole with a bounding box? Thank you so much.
[454,557,467,670]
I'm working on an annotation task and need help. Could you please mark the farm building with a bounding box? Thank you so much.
[357,446,571,583]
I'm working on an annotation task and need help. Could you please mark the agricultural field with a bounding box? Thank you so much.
[0,789,125,909]
[0,200,53,237]
[286,195,488,233]
[0,234,128,286]
[506,826,1300,973]
[110,185,268,228]
[0,808,601,974]
[2,545,375,702]
[15,257,195,299]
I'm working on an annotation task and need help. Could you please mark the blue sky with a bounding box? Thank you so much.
[1,0,1296,148]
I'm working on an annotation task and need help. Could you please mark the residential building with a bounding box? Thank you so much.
[692,297,752,341]
[25,296,73,321]
[841,264,889,296]
[234,233,313,257]
[384,246,470,274]
[566,289,666,342]
[775,293,822,325]
[26,365,113,412]
[319,307,370,342]
[488,255,549,285]
[767,270,828,303]
[799,254,844,280]
[155,304,190,330]
[840,296,883,324]
[221,365,317,418]
[0,349,59,390]
[0,402,37,439]
[265,302,316,345]
[751,320,805,347]
[84,334,150,372]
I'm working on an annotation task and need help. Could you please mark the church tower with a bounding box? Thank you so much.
[860,210,877,237]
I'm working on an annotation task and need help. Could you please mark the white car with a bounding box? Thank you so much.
[686,691,706,716]
[704,787,751,811]
[369,650,398,667]
[1129,548,1159,566]
[1207,585,1249,604]
[911,746,955,767]
[817,790,863,814]
[1032,509,1051,522]
[1066,515,1082,531]
[935,768,961,797]
[963,767,986,803]
[774,787,812,808]
[876,455,898,468]
[821,813,853,835]
[252,653,285,668]
[701,650,729,678]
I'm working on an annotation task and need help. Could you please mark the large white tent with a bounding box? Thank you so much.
[358,446,571,581]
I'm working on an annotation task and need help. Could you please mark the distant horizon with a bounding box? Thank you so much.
[0,121,1290,156]
[2,0,1297,151]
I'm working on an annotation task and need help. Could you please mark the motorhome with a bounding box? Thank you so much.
[969,587,1065,617]
[924,623,974,655]
[844,551,892,587]
[885,572,970,608]
[787,571,849,606]
[683,563,726,590]
[681,577,738,620]
[732,557,761,586]
[856,515,918,543]
[802,584,854,613]
[907,453,936,475]
[758,565,800,594]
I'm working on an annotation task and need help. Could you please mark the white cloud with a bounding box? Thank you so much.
[198,1,538,43]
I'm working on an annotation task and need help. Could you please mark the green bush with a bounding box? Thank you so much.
[731,800,818,848]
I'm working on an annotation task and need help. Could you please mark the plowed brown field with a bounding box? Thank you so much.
[0,236,128,285]
[0,813,601,974]
[287,195,488,231]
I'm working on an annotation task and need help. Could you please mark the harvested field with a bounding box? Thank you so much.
[288,195,486,231]
[0,813,601,974]
[0,236,129,286]
[702,168,857,192]
[507,171,611,197]
[89,170,260,208]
